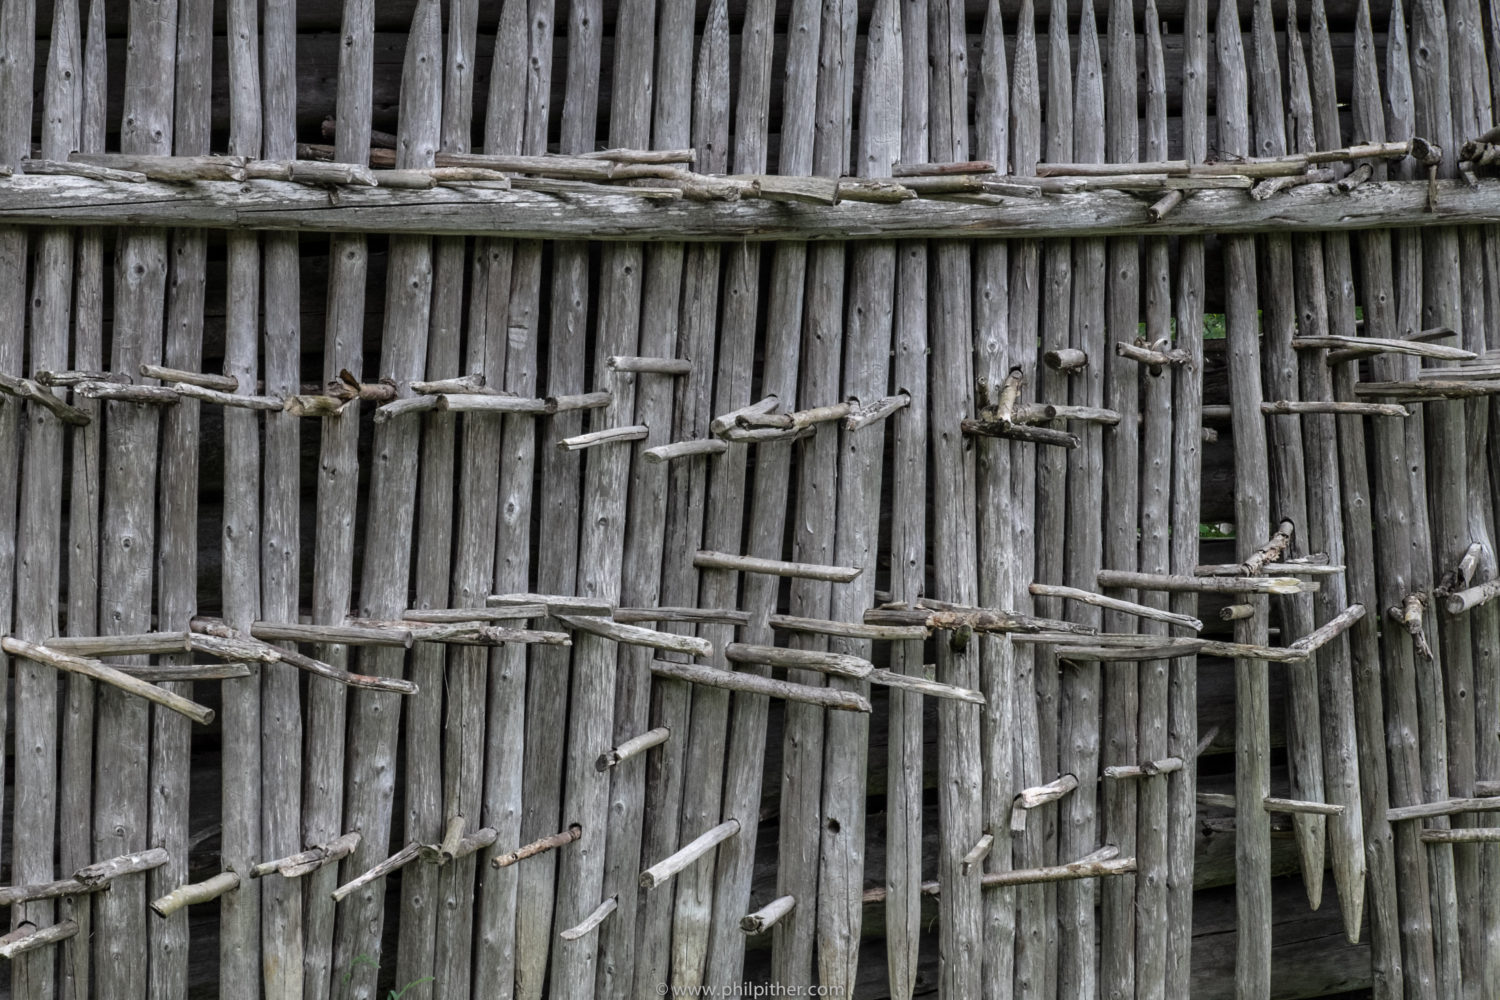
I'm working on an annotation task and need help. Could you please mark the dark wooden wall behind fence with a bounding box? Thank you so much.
[0,0,1498,997]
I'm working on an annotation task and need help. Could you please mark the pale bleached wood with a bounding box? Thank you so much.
[331,7,440,998]
[151,873,241,918]
[0,922,79,960]
[251,833,361,879]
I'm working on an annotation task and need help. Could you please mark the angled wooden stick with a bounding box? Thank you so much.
[648,660,872,712]
[639,820,739,890]
[558,897,618,941]
[1,637,214,724]
[1030,583,1204,630]
[331,843,421,901]
[555,613,710,657]
[723,642,873,679]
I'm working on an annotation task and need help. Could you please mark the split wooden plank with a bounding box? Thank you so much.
[332,8,441,998]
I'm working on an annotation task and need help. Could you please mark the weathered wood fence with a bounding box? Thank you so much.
[0,0,1498,997]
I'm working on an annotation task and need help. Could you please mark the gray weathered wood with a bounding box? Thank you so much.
[332,7,440,998]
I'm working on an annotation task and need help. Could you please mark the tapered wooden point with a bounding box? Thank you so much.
[251,832,361,879]
[694,550,862,583]
[960,834,995,876]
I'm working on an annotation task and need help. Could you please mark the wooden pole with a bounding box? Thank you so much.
[332,7,440,998]
[12,2,75,994]
[58,5,106,995]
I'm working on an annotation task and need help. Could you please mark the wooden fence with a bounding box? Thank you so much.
[0,0,1498,997]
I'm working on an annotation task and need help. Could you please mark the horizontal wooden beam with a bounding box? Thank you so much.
[1,175,1498,241]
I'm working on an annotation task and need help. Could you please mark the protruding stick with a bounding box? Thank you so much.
[596,727,670,771]
[643,439,728,463]
[1,637,214,724]
[607,356,693,375]
[1240,519,1296,574]
[612,607,748,626]
[961,417,1080,449]
[43,632,192,656]
[979,848,1135,888]
[546,390,612,413]
[768,614,927,641]
[1044,348,1089,372]
[1010,774,1081,833]
[0,921,79,959]
[844,393,910,430]
[1387,797,1500,823]
[188,619,418,693]
[1418,828,1500,844]
[1444,578,1500,615]
[492,825,582,869]
[740,895,796,934]
[724,642,873,679]
[1147,188,1184,221]
[251,832,361,879]
[709,395,778,436]
[1015,403,1122,425]
[733,401,852,432]
[1259,399,1408,417]
[436,393,550,414]
[1096,570,1311,595]
[331,843,421,901]
[960,835,995,876]
[865,601,1095,636]
[868,669,986,705]
[639,820,740,890]
[1115,340,1192,371]
[559,896,618,941]
[1030,583,1204,631]
[1195,561,1343,576]
[1103,757,1185,780]
[1287,604,1366,655]
[0,372,92,425]
[78,383,179,406]
[693,549,861,582]
[487,592,613,616]
[140,364,238,391]
[649,660,872,712]
[1220,604,1256,621]
[555,614,710,657]
[172,381,283,410]
[1388,596,1433,659]
[1264,797,1345,816]
[1291,334,1476,362]
[556,424,650,451]
[150,872,241,917]
[0,849,170,905]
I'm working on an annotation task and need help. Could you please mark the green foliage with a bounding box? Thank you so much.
[341,954,433,1000]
